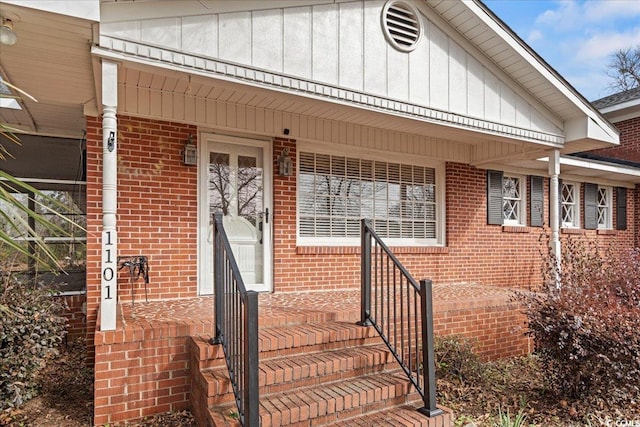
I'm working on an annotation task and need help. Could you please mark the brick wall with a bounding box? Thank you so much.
[92,320,207,426]
[56,293,86,341]
[434,300,532,360]
[86,116,198,359]
[86,118,636,424]
[88,123,636,303]
[584,115,640,248]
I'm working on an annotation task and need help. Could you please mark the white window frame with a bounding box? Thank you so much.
[597,186,613,229]
[502,174,527,226]
[296,143,446,247]
[561,181,580,228]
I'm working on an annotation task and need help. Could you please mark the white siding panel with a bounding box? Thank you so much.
[185,96,196,123]
[284,7,312,77]
[141,18,180,50]
[448,42,467,115]
[138,87,150,116]
[500,86,516,126]
[150,90,162,117]
[388,48,409,101]
[408,18,429,106]
[173,94,185,121]
[219,12,251,65]
[363,1,387,97]
[181,15,218,58]
[312,4,338,84]
[205,99,216,125]
[429,24,448,110]
[253,10,283,72]
[338,2,364,91]
[466,55,483,118]
[484,72,500,122]
[195,97,206,124]
[101,21,141,40]
[515,96,531,129]
[125,84,138,114]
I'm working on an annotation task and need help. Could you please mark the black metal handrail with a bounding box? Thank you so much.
[210,212,259,426]
[358,219,443,417]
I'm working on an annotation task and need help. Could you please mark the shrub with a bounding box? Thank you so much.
[0,272,67,410]
[434,335,485,382]
[516,238,640,400]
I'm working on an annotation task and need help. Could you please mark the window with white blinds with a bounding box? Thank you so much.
[298,152,439,245]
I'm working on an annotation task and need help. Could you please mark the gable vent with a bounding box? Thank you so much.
[382,1,422,52]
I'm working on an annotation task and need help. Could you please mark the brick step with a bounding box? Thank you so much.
[210,370,421,427]
[200,343,395,405]
[325,404,453,427]
[259,306,360,328]
[257,321,379,357]
[190,335,226,371]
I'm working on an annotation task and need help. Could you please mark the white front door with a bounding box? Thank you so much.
[198,134,272,294]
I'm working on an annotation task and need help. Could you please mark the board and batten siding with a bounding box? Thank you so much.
[100,0,562,138]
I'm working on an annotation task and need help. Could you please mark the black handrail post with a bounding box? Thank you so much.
[418,279,444,417]
[210,212,224,345]
[244,290,260,426]
[358,219,372,326]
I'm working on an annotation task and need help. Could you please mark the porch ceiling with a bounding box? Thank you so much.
[0,1,97,139]
[115,59,557,161]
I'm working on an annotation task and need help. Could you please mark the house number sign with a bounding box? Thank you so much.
[101,230,118,329]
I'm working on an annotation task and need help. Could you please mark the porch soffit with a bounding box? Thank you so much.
[0,2,97,138]
[93,36,566,150]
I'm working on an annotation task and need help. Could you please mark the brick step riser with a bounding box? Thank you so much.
[195,337,384,371]
[260,312,359,328]
[204,360,400,405]
[208,376,419,427]
[258,379,416,426]
[258,336,383,360]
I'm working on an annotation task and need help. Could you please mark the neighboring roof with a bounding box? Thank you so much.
[592,87,640,123]
[592,87,640,109]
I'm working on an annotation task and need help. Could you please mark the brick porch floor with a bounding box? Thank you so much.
[118,283,522,331]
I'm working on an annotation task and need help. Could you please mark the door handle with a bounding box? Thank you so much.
[258,208,269,224]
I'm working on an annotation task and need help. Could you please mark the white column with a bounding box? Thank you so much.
[100,60,118,331]
[548,149,561,283]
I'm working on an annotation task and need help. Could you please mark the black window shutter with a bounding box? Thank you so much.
[616,187,627,230]
[487,170,504,225]
[584,183,597,230]
[529,176,544,227]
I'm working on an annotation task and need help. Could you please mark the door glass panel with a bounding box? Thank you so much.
[209,152,231,215]
[208,145,264,288]
[237,155,263,225]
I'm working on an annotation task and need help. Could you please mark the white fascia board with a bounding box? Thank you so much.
[559,156,640,178]
[564,116,619,146]
[599,102,640,124]
[463,0,618,144]
[599,98,640,115]
[2,0,100,21]
[537,156,640,186]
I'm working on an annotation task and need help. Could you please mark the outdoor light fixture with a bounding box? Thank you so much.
[278,147,292,176]
[183,134,197,166]
[107,131,115,152]
[0,19,17,46]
